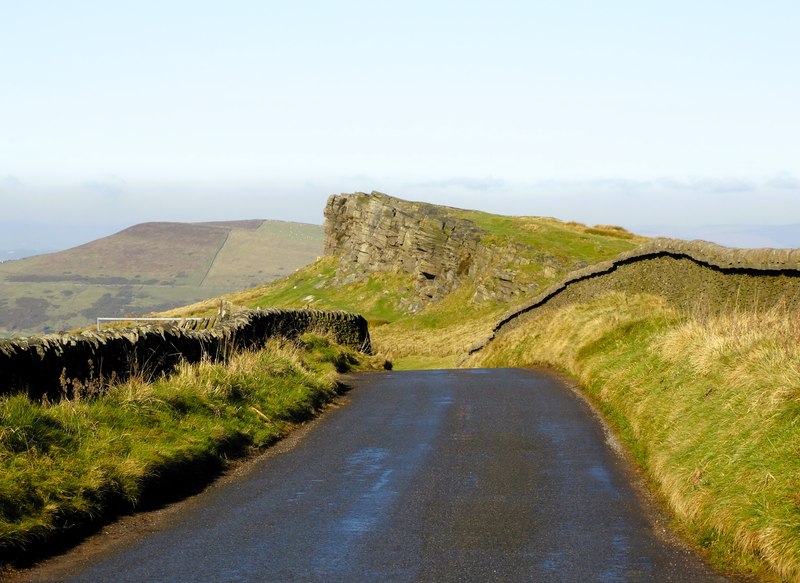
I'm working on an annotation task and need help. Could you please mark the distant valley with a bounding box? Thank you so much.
[0,220,322,337]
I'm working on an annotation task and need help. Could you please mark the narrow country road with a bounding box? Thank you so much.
[17,369,732,582]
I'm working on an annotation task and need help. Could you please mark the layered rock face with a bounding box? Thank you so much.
[324,192,484,302]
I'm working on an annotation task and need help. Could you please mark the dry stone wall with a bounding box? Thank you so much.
[0,309,371,400]
[471,238,800,353]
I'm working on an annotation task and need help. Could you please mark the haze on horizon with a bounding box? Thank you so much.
[1,1,798,251]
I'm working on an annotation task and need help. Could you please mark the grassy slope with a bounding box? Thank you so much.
[0,220,322,336]
[1,222,231,284]
[161,211,642,368]
[0,334,365,567]
[201,221,324,288]
[473,293,800,581]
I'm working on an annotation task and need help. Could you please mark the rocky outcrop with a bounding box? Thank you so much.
[324,192,482,303]
[324,192,558,307]
[0,309,371,400]
[470,238,800,354]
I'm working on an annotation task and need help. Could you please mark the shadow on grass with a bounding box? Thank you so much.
[1,381,353,572]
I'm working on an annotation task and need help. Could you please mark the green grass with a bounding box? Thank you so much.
[0,281,232,335]
[390,355,461,370]
[0,333,363,566]
[474,293,800,581]
[199,221,324,288]
[183,256,414,325]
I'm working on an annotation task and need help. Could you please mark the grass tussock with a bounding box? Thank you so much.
[0,333,362,565]
[372,285,504,362]
[474,293,800,581]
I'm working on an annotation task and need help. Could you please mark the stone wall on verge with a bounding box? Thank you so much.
[0,309,371,400]
[470,238,800,354]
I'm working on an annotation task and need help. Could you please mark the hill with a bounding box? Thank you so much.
[0,220,322,337]
[162,192,645,367]
[155,192,800,580]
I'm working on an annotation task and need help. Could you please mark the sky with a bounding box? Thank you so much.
[1,0,798,250]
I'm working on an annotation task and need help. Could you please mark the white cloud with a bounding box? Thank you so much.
[83,175,126,198]
[655,176,757,194]
[0,175,23,191]
[765,173,800,190]
[412,176,507,191]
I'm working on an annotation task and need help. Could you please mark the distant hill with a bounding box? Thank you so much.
[634,224,800,249]
[0,220,322,337]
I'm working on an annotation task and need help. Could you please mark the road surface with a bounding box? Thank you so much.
[16,369,732,582]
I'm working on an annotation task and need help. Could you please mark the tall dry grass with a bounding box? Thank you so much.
[474,292,800,581]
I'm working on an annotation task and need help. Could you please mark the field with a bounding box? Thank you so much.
[0,220,322,337]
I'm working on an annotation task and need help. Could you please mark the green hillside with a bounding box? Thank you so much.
[0,220,322,337]
[162,201,644,368]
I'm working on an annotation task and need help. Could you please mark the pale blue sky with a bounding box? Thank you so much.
[1,1,798,249]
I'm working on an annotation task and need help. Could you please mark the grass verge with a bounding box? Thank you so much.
[0,333,363,569]
[473,292,800,582]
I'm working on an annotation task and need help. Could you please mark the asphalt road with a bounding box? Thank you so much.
[17,369,732,582]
